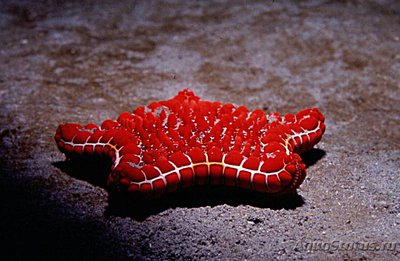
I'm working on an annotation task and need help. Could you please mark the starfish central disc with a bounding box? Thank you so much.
[55,90,325,196]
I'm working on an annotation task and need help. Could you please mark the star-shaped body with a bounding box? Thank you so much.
[55,90,325,197]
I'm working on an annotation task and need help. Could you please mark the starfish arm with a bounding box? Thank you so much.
[54,122,140,164]
[110,147,307,197]
[284,108,326,154]
[54,123,111,157]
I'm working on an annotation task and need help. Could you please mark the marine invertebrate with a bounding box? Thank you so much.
[55,90,325,196]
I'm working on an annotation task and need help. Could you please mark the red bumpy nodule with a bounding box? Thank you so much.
[55,90,325,197]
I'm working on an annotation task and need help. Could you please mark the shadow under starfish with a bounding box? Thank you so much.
[53,148,325,221]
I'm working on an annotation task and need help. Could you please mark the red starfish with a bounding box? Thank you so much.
[55,90,325,197]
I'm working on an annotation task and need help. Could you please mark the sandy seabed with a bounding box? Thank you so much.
[0,1,399,260]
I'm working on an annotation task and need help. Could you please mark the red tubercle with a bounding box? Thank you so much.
[169,152,191,167]
[251,143,261,158]
[224,167,237,186]
[210,124,222,139]
[101,119,120,130]
[242,156,261,170]
[310,108,325,122]
[295,108,312,121]
[220,103,235,114]
[142,165,160,179]
[167,113,178,128]
[285,163,296,174]
[193,164,208,185]
[188,137,201,150]
[260,153,285,173]
[158,109,167,122]
[74,146,83,155]
[224,150,244,166]
[94,144,104,154]
[56,140,65,151]
[178,124,192,140]
[132,115,143,129]
[137,127,149,140]
[221,135,232,152]
[156,128,171,146]
[154,157,174,173]
[127,183,139,192]
[289,124,303,133]
[207,147,223,162]
[87,130,105,143]
[113,131,134,146]
[119,178,131,187]
[102,146,111,156]
[64,143,74,153]
[142,117,153,132]
[56,123,82,141]
[119,143,141,155]
[252,174,267,193]
[142,152,154,164]
[120,154,141,165]
[117,112,134,123]
[133,106,146,118]
[152,179,166,197]
[139,183,152,194]
[83,145,94,154]
[242,141,253,157]
[168,129,181,141]
[147,101,162,111]
[284,113,295,123]
[188,147,206,163]
[209,164,223,185]
[232,105,248,117]
[299,117,318,130]
[267,175,282,193]
[123,165,145,182]
[196,116,209,132]
[179,168,194,188]
[165,172,180,192]
[263,142,285,153]
[109,149,116,159]
[278,170,293,186]
[238,171,252,189]
[260,128,284,141]
[85,123,99,130]
[73,131,91,144]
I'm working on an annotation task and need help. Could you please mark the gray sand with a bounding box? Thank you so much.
[0,1,399,260]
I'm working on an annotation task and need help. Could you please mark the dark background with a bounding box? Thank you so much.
[0,1,399,260]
